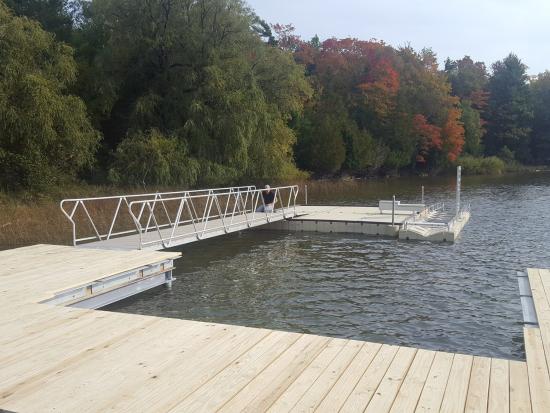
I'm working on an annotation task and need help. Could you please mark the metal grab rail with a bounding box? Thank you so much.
[447,203,471,231]
[60,186,255,246]
[402,202,445,230]
[403,202,470,232]
[128,185,299,249]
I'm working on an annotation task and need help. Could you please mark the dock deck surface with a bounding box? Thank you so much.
[1,245,546,412]
[294,205,413,223]
[81,206,412,251]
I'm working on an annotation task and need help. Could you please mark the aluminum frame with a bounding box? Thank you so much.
[60,185,299,249]
[127,185,299,249]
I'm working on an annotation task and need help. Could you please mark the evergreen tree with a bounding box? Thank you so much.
[530,71,550,164]
[485,54,533,162]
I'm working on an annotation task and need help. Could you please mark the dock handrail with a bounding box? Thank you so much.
[403,202,470,232]
[402,202,445,230]
[447,203,471,231]
[127,185,299,249]
[60,186,255,246]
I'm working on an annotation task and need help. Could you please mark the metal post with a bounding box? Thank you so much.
[305,184,308,205]
[421,185,430,204]
[392,195,395,226]
[456,165,461,213]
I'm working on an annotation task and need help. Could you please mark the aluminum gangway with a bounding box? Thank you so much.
[60,185,299,250]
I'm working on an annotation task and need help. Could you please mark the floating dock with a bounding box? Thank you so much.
[0,244,547,412]
[263,204,470,243]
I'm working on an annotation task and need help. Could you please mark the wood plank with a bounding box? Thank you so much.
[510,360,531,413]
[171,331,302,412]
[0,316,163,402]
[0,251,179,303]
[538,269,550,308]
[90,325,269,413]
[528,269,550,320]
[5,323,263,413]
[364,346,417,413]
[267,338,348,412]
[0,310,146,366]
[389,349,436,413]
[415,352,454,413]
[314,342,382,412]
[439,353,473,413]
[216,334,330,413]
[339,344,399,412]
[464,356,491,413]
[524,327,550,413]
[286,339,364,412]
[527,269,550,380]
[0,305,87,340]
[488,358,510,413]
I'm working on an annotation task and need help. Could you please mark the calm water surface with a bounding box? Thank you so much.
[106,172,550,360]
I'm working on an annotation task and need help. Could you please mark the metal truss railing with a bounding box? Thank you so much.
[60,186,255,246]
[127,185,299,249]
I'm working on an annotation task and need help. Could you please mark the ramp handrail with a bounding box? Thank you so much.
[127,185,299,249]
[60,186,255,246]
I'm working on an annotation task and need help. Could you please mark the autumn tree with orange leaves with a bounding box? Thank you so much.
[278,25,466,175]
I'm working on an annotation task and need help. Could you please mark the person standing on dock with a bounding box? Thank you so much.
[257,185,275,212]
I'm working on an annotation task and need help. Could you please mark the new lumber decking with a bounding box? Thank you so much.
[0,245,544,412]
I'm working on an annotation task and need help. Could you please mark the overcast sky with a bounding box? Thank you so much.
[246,0,550,75]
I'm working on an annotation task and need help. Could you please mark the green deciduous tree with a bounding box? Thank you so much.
[460,100,483,156]
[391,47,464,169]
[109,129,199,186]
[0,2,99,190]
[78,0,310,185]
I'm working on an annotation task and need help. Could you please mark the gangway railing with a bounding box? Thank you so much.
[60,186,255,246]
[127,185,299,249]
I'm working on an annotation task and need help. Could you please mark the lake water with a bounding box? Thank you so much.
[106,172,550,360]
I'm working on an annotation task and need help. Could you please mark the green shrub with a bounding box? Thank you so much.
[458,155,506,175]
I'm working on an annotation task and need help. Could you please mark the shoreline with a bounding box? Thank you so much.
[1,170,548,250]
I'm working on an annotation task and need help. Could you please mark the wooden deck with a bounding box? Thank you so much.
[0,245,547,412]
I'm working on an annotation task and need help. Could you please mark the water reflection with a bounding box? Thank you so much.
[106,172,550,360]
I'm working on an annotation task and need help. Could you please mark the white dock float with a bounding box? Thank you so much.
[260,204,470,242]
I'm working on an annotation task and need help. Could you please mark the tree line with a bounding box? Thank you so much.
[1,0,549,191]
